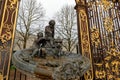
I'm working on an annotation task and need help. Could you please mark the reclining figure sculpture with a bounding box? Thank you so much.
[12,20,91,80]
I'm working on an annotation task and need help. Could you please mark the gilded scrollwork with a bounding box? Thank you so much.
[91,27,100,47]
[0,24,12,43]
[95,70,106,79]
[79,9,91,55]
[104,46,120,79]
[79,9,93,80]
[8,0,17,9]
[106,47,120,57]
[103,17,113,32]
[75,0,120,79]
[111,61,119,74]
[84,71,93,80]
[0,0,19,79]
[89,1,119,79]
[79,10,86,21]
[94,63,106,79]
[107,74,114,80]
[82,35,90,53]
[96,0,114,11]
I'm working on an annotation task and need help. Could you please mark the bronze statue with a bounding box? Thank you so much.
[31,32,46,58]
[32,32,43,48]
[45,20,55,39]
[44,20,56,48]
[31,20,56,58]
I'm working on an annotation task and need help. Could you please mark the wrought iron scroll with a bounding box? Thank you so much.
[75,0,120,80]
[86,0,120,80]
[0,0,20,80]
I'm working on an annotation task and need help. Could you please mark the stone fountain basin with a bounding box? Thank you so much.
[12,49,91,80]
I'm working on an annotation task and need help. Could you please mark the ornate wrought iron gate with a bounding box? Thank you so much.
[75,0,120,80]
[0,0,20,80]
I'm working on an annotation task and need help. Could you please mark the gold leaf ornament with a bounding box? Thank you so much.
[0,24,12,43]
[103,17,113,32]
[96,0,114,11]
[9,0,17,9]
[95,70,106,79]
[106,47,120,56]
[111,61,119,74]
[91,27,100,47]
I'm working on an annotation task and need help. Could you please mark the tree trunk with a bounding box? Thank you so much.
[23,39,27,49]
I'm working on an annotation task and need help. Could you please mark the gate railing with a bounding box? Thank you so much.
[75,0,120,80]
[9,65,27,80]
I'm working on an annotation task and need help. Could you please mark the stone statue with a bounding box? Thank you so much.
[45,20,55,39]
[45,20,55,48]
[31,20,59,58]
[31,32,46,58]
[32,32,44,48]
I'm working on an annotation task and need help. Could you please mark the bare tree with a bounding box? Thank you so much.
[15,0,45,49]
[54,5,78,52]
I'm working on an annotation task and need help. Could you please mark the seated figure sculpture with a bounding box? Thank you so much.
[45,20,55,48]
[31,20,62,58]
[31,32,46,58]
[45,20,55,39]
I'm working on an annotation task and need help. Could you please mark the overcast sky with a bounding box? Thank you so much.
[37,0,76,20]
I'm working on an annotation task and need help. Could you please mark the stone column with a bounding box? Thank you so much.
[75,0,94,80]
[0,0,20,80]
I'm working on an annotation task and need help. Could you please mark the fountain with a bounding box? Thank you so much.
[12,20,91,80]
